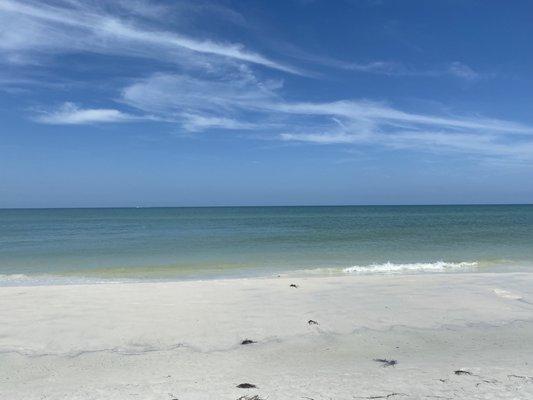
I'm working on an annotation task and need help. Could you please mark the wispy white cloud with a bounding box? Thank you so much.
[280,132,362,144]
[0,0,491,84]
[117,67,533,161]
[35,102,140,124]
[300,51,487,80]
[0,0,300,74]
[120,69,284,131]
[447,62,481,80]
[343,60,486,80]
[343,61,403,75]
[276,99,533,159]
[274,100,533,134]
[181,114,259,132]
[6,1,526,163]
[278,38,488,80]
[121,70,281,114]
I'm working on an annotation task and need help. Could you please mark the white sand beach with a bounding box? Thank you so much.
[1,272,533,399]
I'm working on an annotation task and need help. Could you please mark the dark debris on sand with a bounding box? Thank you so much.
[241,339,256,345]
[454,370,472,376]
[237,383,257,389]
[354,393,407,399]
[237,396,265,400]
[308,319,319,325]
[373,358,398,367]
[290,284,298,288]
[508,374,533,382]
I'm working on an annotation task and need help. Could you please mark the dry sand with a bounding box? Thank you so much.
[1,272,533,399]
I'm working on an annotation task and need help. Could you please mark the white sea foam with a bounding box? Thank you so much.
[343,261,479,274]
[0,273,70,286]
[0,273,30,282]
[0,261,481,286]
[0,273,129,287]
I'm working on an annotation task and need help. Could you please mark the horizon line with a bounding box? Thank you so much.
[1,203,532,210]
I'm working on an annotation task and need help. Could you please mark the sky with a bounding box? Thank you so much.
[1,0,532,208]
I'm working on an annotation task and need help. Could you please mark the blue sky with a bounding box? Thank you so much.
[1,0,532,207]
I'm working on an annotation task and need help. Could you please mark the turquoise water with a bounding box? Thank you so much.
[1,205,532,285]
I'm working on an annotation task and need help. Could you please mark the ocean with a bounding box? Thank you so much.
[1,205,532,285]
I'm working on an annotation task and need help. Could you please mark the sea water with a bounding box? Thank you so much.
[1,205,532,285]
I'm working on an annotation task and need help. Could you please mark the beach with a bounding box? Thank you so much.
[2,0,533,397]
[2,272,533,399]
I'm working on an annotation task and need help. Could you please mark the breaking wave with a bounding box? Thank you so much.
[343,261,479,274]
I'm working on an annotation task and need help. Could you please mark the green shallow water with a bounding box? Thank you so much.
[1,205,532,285]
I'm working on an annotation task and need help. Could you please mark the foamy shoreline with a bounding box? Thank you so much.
[0,259,494,287]
[1,272,533,399]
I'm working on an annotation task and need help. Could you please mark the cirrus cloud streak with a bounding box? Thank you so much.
[35,102,143,124]
[116,70,533,161]
[0,0,300,74]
